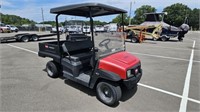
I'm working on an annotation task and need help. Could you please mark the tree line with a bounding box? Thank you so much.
[112,3,199,30]
[1,13,36,26]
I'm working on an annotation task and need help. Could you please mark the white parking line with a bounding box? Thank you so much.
[130,52,200,63]
[179,41,196,112]
[138,83,200,104]
[7,44,38,54]
[6,43,200,105]
[128,44,194,51]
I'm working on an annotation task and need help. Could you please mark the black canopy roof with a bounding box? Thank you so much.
[50,3,127,17]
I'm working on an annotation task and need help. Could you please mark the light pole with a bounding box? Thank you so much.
[0,4,2,23]
[41,8,45,31]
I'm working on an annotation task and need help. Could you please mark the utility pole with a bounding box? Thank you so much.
[129,2,132,25]
[0,4,2,23]
[41,8,45,31]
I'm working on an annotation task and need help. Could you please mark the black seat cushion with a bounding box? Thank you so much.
[67,52,93,62]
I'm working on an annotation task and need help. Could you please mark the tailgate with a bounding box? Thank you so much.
[38,42,61,61]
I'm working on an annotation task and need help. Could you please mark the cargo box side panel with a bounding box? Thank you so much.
[38,42,61,63]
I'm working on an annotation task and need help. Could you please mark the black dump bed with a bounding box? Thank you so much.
[38,41,64,62]
[38,34,93,63]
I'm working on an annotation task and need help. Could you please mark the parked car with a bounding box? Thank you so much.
[83,26,90,34]
[104,23,118,32]
[94,25,105,32]
[0,23,11,33]
[50,27,65,33]
[6,25,19,32]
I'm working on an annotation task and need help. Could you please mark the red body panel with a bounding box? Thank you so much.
[98,51,140,79]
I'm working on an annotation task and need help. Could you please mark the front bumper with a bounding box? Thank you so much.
[123,69,142,89]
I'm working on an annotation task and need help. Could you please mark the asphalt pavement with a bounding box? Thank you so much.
[0,31,199,112]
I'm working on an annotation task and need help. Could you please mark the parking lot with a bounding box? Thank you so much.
[0,31,199,112]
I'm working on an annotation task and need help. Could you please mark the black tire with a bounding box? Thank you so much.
[160,35,168,41]
[0,29,3,33]
[178,37,183,42]
[15,29,18,32]
[21,36,29,42]
[131,37,138,43]
[32,35,39,41]
[152,38,158,41]
[46,61,59,78]
[96,81,122,106]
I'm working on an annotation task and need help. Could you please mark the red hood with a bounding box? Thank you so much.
[111,53,137,65]
[98,51,140,79]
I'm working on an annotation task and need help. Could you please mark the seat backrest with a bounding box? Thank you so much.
[62,38,93,55]
[66,34,90,41]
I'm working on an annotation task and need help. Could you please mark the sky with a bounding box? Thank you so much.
[0,0,199,23]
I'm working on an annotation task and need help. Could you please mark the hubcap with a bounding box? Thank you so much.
[22,37,28,42]
[99,84,113,102]
[103,88,111,97]
[32,36,38,41]
[47,66,53,76]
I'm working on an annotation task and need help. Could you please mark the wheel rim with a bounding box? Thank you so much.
[98,84,113,103]
[161,35,167,41]
[32,36,38,41]
[131,37,137,43]
[47,65,53,77]
[22,37,28,42]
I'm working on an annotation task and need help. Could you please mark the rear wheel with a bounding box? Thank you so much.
[178,36,183,41]
[96,81,122,106]
[0,29,3,33]
[32,35,39,41]
[46,61,59,78]
[21,36,29,42]
[160,35,168,41]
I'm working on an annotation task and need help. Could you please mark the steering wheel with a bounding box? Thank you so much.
[99,39,111,50]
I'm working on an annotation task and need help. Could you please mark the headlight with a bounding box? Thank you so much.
[127,70,134,78]
[127,66,141,78]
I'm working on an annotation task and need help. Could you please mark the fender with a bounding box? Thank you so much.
[89,69,121,89]
[97,69,121,81]
[15,34,26,40]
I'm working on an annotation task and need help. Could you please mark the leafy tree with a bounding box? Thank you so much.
[133,5,156,24]
[1,13,36,26]
[112,13,129,25]
[188,8,199,30]
[163,3,191,27]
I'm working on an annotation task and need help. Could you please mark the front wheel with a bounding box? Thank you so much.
[21,36,29,42]
[160,35,168,41]
[131,37,138,43]
[15,29,18,32]
[96,81,122,106]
